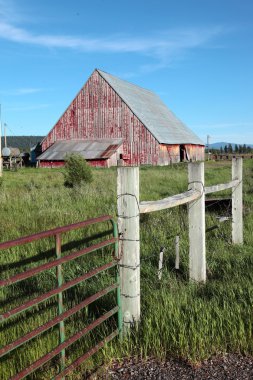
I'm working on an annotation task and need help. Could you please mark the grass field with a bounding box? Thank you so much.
[0,160,253,379]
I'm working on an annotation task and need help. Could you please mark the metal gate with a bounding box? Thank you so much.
[0,215,122,379]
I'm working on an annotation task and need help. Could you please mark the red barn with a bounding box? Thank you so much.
[38,69,204,167]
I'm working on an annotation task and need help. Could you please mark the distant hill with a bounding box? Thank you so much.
[209,142,253,149]
[1,136,44,152]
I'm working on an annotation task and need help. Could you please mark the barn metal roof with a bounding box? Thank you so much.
[97,69,204,145]
[38,139,122,161]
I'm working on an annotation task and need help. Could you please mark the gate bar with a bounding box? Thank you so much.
[0,283,118,358]
[10,308,118,380]
[53,330,119,380]
[0,237,116,287]
[1,261,116,322]
[0,215,113,250]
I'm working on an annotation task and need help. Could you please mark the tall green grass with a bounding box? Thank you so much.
[0,160,253,378]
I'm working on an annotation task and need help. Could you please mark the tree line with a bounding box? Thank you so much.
[1,136,44,152]
[210,144,253,154]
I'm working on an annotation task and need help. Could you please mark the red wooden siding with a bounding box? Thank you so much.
[40,159,108,169]
[42,70,204,166]
[42,71,160,166]
[40,161,65,168]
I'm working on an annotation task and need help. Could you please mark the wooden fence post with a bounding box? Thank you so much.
[188,162,206,282]
[232,157,243,244]
[117,164,140,331]
[158,247,165,280]
[175,235,180,270]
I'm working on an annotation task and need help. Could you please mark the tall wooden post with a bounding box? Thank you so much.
[117,164,140,331]
[158,247,165,280]
[232,157,243,244]
[188,162,206,282]
[175,236,180,270]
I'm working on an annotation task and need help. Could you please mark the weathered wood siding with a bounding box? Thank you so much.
[158,144,204,164]
[42,71,160,166]
[185,144,205,161]
[158,144,180,164]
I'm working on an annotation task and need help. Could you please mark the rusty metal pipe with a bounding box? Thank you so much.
[1,261,117,322]
[0,215,113,250]
[10,308,118,380]
[54,330,119,380]
[0,237,116,287]
[0,283,118,358]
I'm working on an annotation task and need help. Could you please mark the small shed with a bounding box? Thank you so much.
[39,69,204,167]
[38,138,122,168]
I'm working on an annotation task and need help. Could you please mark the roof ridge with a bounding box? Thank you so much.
[96,69,204,146]
[96,69,154,95]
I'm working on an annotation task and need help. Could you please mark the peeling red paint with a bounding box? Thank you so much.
[39,159,109,168]
[40,161,65,168]
[41,70,204,166]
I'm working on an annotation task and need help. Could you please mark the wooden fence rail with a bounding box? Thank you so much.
[117,158,243,331]
[139,189,200,213]
[205,179,240,194]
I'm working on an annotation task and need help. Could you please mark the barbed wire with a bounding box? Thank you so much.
[116,193,140,219]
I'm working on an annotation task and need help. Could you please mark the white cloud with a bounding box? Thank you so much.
[0,11,225,75]
[5,103,50,111]
[16,88,42,95]
[0,1,227,76]
[1,88,44,96]
[0,19,223,54]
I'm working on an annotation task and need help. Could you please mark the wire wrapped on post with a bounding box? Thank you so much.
[117,165,140,331]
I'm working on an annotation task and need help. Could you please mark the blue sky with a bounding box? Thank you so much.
[0,0,252,144]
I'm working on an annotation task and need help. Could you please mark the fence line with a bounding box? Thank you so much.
[117,158,243,330]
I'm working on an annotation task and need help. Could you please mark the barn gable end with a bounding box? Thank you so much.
[40,69,204,166]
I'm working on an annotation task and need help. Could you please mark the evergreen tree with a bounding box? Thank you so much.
[1,136,44,152]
